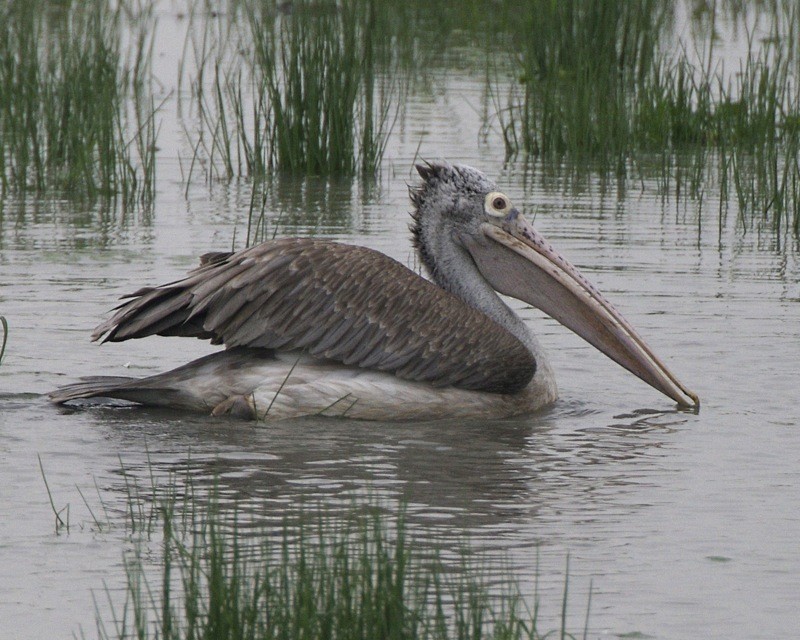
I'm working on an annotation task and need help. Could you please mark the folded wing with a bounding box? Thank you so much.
[92,238,536,393]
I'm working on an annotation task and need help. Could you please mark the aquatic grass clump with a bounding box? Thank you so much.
[636,16,800,235]
[499,0,671,165]
[186,0,396,180]
[99,491,590,640]
[499,1,800,236]
[0,0,157,204]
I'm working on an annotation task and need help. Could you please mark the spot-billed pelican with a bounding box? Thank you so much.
[51,162,698,419]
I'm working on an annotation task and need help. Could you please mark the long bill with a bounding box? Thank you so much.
[462,213,699,408]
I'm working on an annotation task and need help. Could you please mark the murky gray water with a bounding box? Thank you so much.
[2,7,800,640]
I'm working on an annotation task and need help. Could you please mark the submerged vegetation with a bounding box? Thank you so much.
[90,477,590,640]
[0,0,157,204]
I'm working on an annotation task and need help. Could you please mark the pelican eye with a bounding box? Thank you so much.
[485,192,511,217]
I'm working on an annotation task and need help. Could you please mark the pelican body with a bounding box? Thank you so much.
[51,162,698,420]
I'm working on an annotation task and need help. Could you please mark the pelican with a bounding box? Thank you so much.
[51,162,698,420]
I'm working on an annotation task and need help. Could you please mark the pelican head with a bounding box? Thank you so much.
[410,160,699,408]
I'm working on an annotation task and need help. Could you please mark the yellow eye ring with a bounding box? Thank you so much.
[485,192,510,217]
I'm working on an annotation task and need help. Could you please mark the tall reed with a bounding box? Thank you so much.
[0,0,157,204]
[185,0,396,180]
[500,0,671,165]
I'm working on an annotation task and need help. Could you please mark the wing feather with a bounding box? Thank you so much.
[92,238,536,393]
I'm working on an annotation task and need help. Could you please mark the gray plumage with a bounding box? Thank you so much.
[91,237,536,394]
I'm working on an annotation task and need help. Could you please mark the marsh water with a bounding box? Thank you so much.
[2,5,800,640]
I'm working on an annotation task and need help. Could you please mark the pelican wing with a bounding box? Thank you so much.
[92,238,536,393]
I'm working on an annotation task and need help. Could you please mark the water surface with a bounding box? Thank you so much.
[1,6,800,640]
